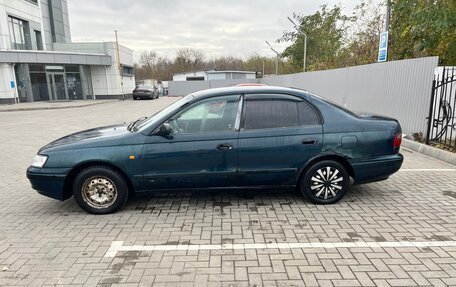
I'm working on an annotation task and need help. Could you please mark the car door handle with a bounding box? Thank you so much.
[302,139,318,145]
[217,143,233,150]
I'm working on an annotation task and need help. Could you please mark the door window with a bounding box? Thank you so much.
[243,98,319,130]
[168,95,240,133]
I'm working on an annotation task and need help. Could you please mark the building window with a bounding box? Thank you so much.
[8,16,30,50]
[186,76,205,81]
[35,30,43,50]
[24,0,38,5]
[122,65,134,77]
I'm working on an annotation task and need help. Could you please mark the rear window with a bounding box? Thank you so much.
[137,85,154,89]
[311,94,358,118]
[243,99,319,130]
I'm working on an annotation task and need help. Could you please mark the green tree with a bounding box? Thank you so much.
[278,5,354,71]
[340,1,385,67]
[389,0,456,65]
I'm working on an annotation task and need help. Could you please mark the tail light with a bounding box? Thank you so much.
[393,133,402,148]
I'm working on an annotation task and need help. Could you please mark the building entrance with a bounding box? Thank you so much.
[47,73,69,101]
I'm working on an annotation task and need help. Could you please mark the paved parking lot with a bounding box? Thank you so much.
[0,98,455,287]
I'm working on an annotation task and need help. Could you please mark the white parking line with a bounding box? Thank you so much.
[104,240,456,257]
[399,169,456,172]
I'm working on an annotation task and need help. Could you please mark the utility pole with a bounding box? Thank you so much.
[254,52,265,78]
[385,0,391,31]
[115,30,125,101]
[378,0,390,62]
[265,41,280,75]
[287,17,307,72]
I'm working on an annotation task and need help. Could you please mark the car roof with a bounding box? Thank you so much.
[190,85,310,100]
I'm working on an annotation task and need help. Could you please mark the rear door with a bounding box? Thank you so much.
[237,94,323,187]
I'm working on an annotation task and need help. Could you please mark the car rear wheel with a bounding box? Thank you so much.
[73,166,128,214]
[300,160,349,204]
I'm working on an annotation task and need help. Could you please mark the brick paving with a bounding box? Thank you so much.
[0,97,455,286]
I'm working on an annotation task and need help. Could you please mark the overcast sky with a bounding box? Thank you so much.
[68,0,363,62]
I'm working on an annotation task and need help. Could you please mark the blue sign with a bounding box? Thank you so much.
[10,81,15,89]
[378,31,388,62]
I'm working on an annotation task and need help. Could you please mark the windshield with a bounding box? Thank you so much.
[133,94,194,132]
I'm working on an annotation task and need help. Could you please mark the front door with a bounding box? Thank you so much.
[141,95,241,190]
[237,94,323,187]
[47,73,68,101]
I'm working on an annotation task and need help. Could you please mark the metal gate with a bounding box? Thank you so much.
[426,67,456,151]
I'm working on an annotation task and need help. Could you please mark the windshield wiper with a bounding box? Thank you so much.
[128,116,148,132]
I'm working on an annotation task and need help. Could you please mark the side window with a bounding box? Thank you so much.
[298,101,320,126]
[168,95,240,133]
[243,98,319,130]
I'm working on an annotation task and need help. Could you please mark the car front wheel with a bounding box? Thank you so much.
[72,166,128,214]
[300,160,349,204]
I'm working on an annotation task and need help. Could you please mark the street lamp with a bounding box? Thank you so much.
[254,52,265,78]
[287,17,307,72]
[265,40,280,75]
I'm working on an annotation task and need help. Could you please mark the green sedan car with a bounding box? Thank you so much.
[27,86,403,214]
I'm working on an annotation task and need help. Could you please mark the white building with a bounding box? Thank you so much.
[0,0,135,104]
[173,70,256,81]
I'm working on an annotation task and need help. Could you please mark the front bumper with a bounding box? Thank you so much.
[350,153,404,184]
[26,166,71,201]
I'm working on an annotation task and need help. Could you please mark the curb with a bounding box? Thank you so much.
[0,100,122,113]
[402,138,456,166]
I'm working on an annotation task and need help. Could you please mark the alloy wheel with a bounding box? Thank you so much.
[310,166,343,200]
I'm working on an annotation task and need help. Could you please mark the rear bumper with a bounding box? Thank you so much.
[350,153,403,184]
[133,92,154,98]
[26,166,71,201]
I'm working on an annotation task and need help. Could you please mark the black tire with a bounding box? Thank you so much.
[73,166,128,214]
[133,97,138,100]
[300,160,349,204]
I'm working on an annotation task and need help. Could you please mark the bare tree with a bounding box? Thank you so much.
[134,50,295,81]
[139,51,158,76]
[174,48,205,72]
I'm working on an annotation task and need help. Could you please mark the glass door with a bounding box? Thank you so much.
[47,73,69,101]
[53,74,67,100]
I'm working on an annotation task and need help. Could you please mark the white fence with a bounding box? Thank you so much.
[168,79,259,97]
[168,57,439,136]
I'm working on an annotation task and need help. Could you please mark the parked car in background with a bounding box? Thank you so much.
[132,84,158,100]
[27,85,403,214]
[157,86,164,96]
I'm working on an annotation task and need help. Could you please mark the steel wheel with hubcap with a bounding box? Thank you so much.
[73,166,128,214]
[81,176,118,209]
[301,160,349,204]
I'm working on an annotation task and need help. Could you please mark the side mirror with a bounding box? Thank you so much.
[157,123,172,135]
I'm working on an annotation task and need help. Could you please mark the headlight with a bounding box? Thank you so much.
[31,154,48,168]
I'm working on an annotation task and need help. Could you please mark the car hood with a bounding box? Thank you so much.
[39,124,131,152]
